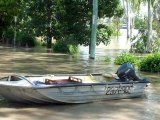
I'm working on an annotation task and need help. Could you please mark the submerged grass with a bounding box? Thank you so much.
[96,57,111,63]
[0,99,11,107]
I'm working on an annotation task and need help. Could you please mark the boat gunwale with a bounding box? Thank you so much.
[33,80,149,89]
[0,80,149,89]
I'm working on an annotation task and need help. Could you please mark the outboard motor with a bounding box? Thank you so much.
[116,62,141,82]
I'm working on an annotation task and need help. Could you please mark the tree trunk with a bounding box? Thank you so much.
[46,0,52,49]
[126,0,131,42]
[125,0,131,51]
[47,26,52,49]
[153,3,160,34]
[130,14,134,39]
[116,17,119,41]
[146,0,153,52]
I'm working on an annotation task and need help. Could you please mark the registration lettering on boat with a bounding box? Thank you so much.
[106,85,133,95]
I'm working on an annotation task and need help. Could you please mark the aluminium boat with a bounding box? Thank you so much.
[0,63,150,104]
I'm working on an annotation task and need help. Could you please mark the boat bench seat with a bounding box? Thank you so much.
[45,76,82,85]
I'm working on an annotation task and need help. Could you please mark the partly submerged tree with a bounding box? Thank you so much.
[145,0,155,52]
[54,0,123,46]
[122,0,142,43]
[1,0,123,49]
[20,0,57,49]
[123,0,156,52]
[0,0,21,37]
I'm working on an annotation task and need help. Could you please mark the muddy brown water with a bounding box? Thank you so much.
[0,46,159,120]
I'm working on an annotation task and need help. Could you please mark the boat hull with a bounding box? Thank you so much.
[0,82,148,104]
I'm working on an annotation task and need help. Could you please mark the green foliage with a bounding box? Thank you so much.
[98,0,124,18]
[114,52,138,65]
[97,24,113,45]
[111,18,121,37]
[139,53,160,72]
[152,37,160,52]
[16,32,36,47]
[55,0,91,45]
[0,0,21,36]
[3,27,14,44]
[3,28,14,38]
[0,99,10,107]
[134,17,147,30]
[131,19,148,53]
[19,0,56,48]
[130,34,147,53]
[53,41,69,53]
[1,0,123,50]
[53,41,79,55]
[68,45,79,55]
[132,17,160,53]
[131,30,160,53]
[3,28,38,47]
[97,57,111,63]
[55,0,123,46]
[32,46,46,53]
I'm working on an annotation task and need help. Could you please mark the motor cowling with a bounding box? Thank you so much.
[116,62,141,82]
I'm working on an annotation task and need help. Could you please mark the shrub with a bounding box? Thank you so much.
[114,52,138,65]
[3,29,38,47]
[16,32,36,47]
[53,41,69,53]
[53,41,79,54]
[3,28,14,44]
[68,45,79,55]
[139,53,160,72]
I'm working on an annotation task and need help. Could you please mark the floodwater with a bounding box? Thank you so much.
[0,46,160,120]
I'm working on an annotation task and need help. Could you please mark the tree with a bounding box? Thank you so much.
[146,0,155,52]
[1,0,124,50]
[20,0,56,49]
[54,0,91,45]
[54,0,123,46]
[0,0,20,37]
[123,0,156,52]
[134,0,155,52]
[122,0,142,43]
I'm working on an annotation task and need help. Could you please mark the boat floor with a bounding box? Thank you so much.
[28,74,117,86]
